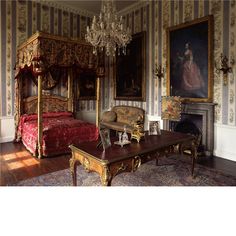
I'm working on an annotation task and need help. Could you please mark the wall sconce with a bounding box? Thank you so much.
[154,64,165,80]
[215,54,234,85]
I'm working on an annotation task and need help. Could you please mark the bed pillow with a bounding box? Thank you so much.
[101,111,117,122]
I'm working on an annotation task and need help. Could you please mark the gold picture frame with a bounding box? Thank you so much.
[77,70,97,100]
[166,15,213,102]
[114,31,146,101]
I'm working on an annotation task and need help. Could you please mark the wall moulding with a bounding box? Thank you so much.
[35,0,94,17]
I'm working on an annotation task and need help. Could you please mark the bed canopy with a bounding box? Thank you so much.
[14,31,104,158]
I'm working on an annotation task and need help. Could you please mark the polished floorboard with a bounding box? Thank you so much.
[1,141,236,186]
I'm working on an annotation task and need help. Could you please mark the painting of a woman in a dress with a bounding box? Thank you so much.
[179,42,205,92]
[167,16,213,102]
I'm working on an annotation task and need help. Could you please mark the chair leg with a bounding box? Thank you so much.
[156,157,159,166]
[191,156,195,177]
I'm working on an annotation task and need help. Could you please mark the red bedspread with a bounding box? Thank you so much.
[18,112,99,156]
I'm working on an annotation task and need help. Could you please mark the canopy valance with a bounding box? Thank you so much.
[15,31,98,79]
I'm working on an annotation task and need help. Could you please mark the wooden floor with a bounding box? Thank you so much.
[1,141,236,186]
[0,142,70,186]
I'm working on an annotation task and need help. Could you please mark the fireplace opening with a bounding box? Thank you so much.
[171,118,204,154]
[163,102,215,156]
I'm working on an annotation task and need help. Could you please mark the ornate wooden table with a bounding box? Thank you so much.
[69,130,196,186]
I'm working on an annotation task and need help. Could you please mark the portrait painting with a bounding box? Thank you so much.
[77,71,96,100]
[166,15,213,102]
[114,31,146,101]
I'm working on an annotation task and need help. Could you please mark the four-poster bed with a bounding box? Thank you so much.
[14,31,103,158]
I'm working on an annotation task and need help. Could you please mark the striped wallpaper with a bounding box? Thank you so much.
[110,0,236,127]
[0,0,236,127]
[0,0,92,116]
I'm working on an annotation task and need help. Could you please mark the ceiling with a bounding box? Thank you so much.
[52,0,139,14]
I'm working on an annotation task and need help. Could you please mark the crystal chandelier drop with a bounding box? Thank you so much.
[85,0,132,57]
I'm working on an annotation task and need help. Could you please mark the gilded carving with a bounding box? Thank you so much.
[101,165,111,186]
[82,157,90,172]
[132,156,141,172]
[69,156,76,175]
[113,162,128,177]
[23,95,68,114]
[16,32,97,74]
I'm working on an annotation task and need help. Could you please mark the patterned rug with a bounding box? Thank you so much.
[15,156,236,186]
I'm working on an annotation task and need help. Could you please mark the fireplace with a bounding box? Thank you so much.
[170,117,203,154]
[163,102,216,156]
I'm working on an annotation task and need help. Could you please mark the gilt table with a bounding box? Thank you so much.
[69,130,196,186]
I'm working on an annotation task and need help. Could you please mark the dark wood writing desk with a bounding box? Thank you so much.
[69,130,196,186]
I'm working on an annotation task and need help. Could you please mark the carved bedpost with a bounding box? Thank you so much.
[96,76,100,127]
[14,76,22,141]
[37,74,43,158]
[68,68,73,112]
[96,67,104,127]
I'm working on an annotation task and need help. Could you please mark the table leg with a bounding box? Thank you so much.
[101,165,112,186]
[191,144,197,177]
[102,179,112,186]
[70,157,78,186]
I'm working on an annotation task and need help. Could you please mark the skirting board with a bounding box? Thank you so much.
[0,116,15,143]
[214,123,236,162]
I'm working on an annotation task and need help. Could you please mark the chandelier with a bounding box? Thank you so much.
[85,0,132,57]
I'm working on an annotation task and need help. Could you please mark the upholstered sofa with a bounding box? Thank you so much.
[100,105,145,133]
